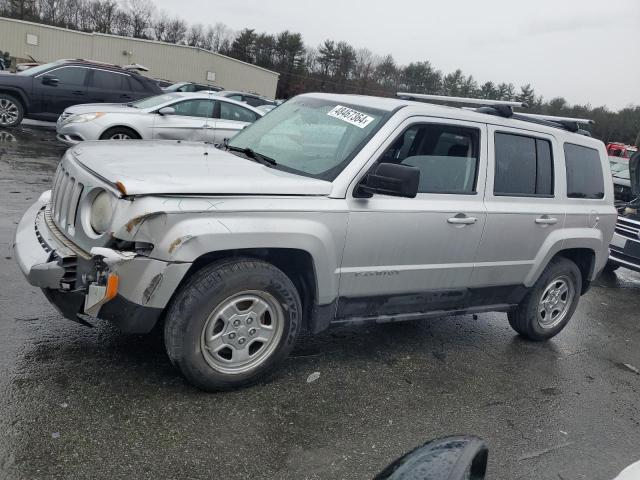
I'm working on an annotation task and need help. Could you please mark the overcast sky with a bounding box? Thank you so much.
[154,0,639,110]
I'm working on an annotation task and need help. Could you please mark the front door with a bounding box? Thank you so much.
[338,118,488,319]
[152,98,216,142]
[471,126,564,288]
[34,66,89,118]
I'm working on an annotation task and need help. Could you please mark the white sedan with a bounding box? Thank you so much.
[56,92,263,145]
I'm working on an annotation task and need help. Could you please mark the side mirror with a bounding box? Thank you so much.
[41,75,59,86]
[158,106,176,116]
[374,436,488,480]
[357,163,420,198]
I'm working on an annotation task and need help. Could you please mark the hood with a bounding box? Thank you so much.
[631,151,640,198]
[64,103,137,115]
[70,141,332,196]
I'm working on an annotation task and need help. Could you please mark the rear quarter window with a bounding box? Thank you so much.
[564,143,605,199]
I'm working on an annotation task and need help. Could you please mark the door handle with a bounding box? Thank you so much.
[201,124,214,129]
[447,214,478,225]
[72,90,85,95]
[535,215,558,225]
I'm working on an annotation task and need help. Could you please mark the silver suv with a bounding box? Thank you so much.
[14,93,616,391]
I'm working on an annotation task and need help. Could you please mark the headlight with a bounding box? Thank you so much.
[90,190,114,234]
[67,112,105,123]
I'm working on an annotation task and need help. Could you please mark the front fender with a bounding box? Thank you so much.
[121,209,348,305]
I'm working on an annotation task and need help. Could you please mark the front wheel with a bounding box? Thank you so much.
[164,259,301,391]
[0,94,24,127]
[508,257,582,341]
[99,126,140,140]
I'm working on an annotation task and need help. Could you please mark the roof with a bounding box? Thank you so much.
[300,93,603,147]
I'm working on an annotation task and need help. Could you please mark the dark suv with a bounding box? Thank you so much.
[0,59,162,127]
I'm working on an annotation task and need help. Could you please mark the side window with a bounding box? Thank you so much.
[126,76,147,93]
[379,124,480,194]
[564,143,605,199]
[91,70,128,90]
[219,101,258,122]
[171,99,215,118]
[245,96,265,107]
[494,133,554,196]
[48,67,87,86]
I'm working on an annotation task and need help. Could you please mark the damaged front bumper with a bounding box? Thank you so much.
[13,192,191,333]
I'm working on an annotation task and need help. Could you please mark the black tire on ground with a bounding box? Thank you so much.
[164,258,302,391]
[508,256,582,341]
[0,93,24,127]
[99,126,140,140]
[603,260,620,273]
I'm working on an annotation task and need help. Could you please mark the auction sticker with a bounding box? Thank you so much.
[327,105,375,128]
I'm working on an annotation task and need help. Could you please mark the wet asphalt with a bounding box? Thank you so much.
[1,125,640,480]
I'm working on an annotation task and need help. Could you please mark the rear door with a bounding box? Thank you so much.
[211,100,260,143]
[471,126,564,287]
[87,68,136,104]
[152,98,216,141]
[33,66,89,118]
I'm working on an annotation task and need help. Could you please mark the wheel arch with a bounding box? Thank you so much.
[99,124,143,140]
[0,88,29,113]
[174,248,320,331]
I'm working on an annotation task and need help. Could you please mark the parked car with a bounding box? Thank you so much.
[216,90,277,108]
[0,59,162,127]
[56,92,263,144]
[607,142,637,159]
[608,151,640,273]
[610,156,634,206]
[14,92,616,391]
[163,81,223,93]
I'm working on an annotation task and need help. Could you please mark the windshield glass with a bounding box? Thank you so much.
[131,93,180,109]
[609,158,630,179]
[17,61,62,76]
[228,96,388,180]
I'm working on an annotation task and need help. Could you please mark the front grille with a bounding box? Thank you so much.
[50,164,84,234]
[615,216,640,241]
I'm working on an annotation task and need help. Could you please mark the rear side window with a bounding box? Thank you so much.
[91,70,128,90]
[127,76,148,93]
[379,124,480,194]
[564,143,605,199]
[494,133,554,196]
[219,101,258,122]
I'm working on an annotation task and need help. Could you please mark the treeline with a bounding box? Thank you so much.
[1,0,638,143]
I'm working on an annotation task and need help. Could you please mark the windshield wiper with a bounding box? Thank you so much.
[227,145,277,166]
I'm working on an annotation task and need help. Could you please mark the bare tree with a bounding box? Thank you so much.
[163,17,187,44]
[125,0,154,38]
[186,23,204,47]
[88,0,117,33]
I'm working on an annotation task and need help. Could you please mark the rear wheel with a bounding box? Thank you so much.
[99,126,140,140]
[0,94,24,127]
[164,258,301,391]
[508,257,582,341]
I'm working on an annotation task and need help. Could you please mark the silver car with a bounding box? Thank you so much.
[15,92,616,391]
[56,92,263,145]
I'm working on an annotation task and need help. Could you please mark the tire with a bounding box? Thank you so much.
[99,126,140,140]
[164,258,302,391]
[603,260,620,273]
[508,257,582,341]
[0,93,24,127]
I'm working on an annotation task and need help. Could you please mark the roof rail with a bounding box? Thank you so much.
[397,92,527,108]
[516,113,594,126]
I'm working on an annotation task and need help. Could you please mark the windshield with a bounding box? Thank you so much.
[17,61,62,76]
[609,158,630,179]
[228,96,388,180]
[131,93,180,109]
